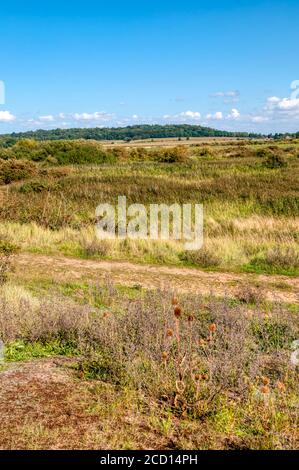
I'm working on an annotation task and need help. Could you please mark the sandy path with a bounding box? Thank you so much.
[15,253,299,304]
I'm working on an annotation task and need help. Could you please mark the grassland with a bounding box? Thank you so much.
[0,138,298,275]
[0,137,298,449]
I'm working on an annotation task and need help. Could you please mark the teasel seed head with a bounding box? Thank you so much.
[174,306,182,318]
[261,385,270,394]
[162,351,169,361]
[261,376,270,386]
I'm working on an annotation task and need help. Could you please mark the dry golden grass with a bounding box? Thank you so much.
[0,215,298,274]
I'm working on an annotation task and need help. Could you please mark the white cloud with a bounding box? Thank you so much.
[73,111,113,121]
[277,98,299,111]
[264,95,299,119]
[214,111,223,120]
[132,114,138,119]
[250,116,268,123]
[160,110,202,124]
[0,110,16,122]
[227,108,240,120]
[39,115,55,122]
[267,96,280,104]
[178,110,201,119]
[206,111,223,120]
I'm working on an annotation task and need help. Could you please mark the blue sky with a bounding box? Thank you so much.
[0,0,299,133]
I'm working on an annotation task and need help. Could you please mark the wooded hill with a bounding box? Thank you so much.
[0,124,263,144]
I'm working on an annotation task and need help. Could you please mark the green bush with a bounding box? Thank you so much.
[0,140,117,166]
[152,146,190,163]
[42,140,116,165]
[251,318,293,352]
[264,153,287,169]
[18,180,60,193]
[0,159,37,184]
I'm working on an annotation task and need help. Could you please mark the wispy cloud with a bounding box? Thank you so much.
[210,90,240,98]
[39,114,55,122]
[73,111,114,121]
[206,111,223,120]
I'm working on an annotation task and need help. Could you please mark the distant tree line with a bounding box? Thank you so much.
[0,124,264,145]
[268,132,299,140]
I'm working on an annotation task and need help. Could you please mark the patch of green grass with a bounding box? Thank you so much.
[23,277,145,308]
[251,318,295,353]
[242,262,299,277]
[4,339,79,362]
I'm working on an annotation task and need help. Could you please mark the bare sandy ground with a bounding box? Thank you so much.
[16,253,299,303]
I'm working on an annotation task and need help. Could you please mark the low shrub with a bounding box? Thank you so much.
[180,247,221,268]
[18,180,61,193]
[152,146,190,163]
[0,240,19,285]
[264,153,287,169]
[80,238,111,258]
[0,159,37,184]
[236,284,264,304]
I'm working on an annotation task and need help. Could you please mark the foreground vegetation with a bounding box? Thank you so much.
[0,275,298,449]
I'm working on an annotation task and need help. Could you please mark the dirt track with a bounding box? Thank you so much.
[16,253,299,303]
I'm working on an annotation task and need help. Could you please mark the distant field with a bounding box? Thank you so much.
[101,136,251,148]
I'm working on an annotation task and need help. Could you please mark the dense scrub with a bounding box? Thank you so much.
[0,137,298,166]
